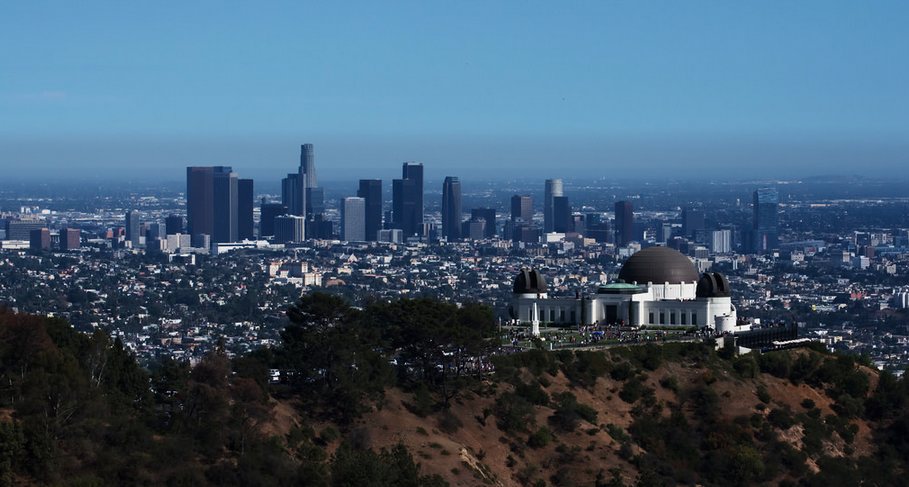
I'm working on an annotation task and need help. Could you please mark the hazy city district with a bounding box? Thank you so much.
[2,144,908,374]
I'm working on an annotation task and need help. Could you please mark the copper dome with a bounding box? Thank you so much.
[617,246,699,285]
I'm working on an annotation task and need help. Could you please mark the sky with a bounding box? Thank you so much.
[1,1,908,183]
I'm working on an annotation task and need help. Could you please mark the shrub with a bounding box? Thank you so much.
[619,378,644,404]
[605,424,630,443]
[576,403,598,424]
[494,393,535,434]
[492,349,556,378]
[515,381,550,406]
[630,344,663,371]
[832,393,864,418]
[688,385,720,423]
[528,427,552,449]
[659,376,679,392]
[733,354,759,378]
[549,392,598,432]
[320,426,340,443]
[759,352,791,379]
[562,351,611,387]
[610,362,634,381]
[768,408,795,429]
[801,399,816,410]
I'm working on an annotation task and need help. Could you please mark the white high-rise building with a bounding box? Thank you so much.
[543,179,563,233]
[711,229,732,254]
[166,233,192,252]
[341,197,366,242]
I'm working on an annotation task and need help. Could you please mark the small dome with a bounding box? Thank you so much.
[696,272,731,298]
[513,268,547,294]
[618,246,699,284]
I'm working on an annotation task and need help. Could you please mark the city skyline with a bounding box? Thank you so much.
[4,4,909,485]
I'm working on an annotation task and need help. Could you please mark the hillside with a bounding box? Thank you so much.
[2,297,908,486]
[268,343,905,487]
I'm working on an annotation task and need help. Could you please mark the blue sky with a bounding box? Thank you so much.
[1,1,907,182]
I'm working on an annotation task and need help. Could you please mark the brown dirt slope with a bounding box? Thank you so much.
[264,348,879,486]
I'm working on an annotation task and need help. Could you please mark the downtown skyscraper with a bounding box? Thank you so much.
[511,195,533,223]
[751,187,779,253]
[392,162,424,237]
[186,166,248,245]
[125,210,140,248]
[281,143,328,238]
[282,144,316,218]
[341,197,366,242]
[357,179,382,241]
[544,179,563,233]
[681,208,705,239]
[553,196,572,233]
[614,200,634,247]
[280,172,304,217]
[441,176,462,241]
[300,143,324,217]
[212,168,238,243]
[238,179,254,240]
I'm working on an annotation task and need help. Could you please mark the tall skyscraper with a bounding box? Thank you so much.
[300,143,316,188]
[681,208,705,238]
[614,200,634,246]
[752,187,779,253]
[281,173,304,216]
[299,143,324,217]
[441,176,462,241]
[238,179,254,240]
[392,179,411,233]
[357,179,382,241]
[553,196,572,233]
[212,169,238,243]
[511,195,533,223]
[307,187,325,217]
[125,210,140,248]
[544,179,563,233]
[341,197,366,242]
[259,203,287,238]
[187,166,215,237]
[187,166,245,245]
[392,162,424,237]
[165,215,184,235]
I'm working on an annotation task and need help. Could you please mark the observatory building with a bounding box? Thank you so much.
[511,246,742,333]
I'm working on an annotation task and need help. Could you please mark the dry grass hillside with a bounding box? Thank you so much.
[262,343,897,487]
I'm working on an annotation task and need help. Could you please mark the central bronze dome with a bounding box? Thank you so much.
[618,246,699,284]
